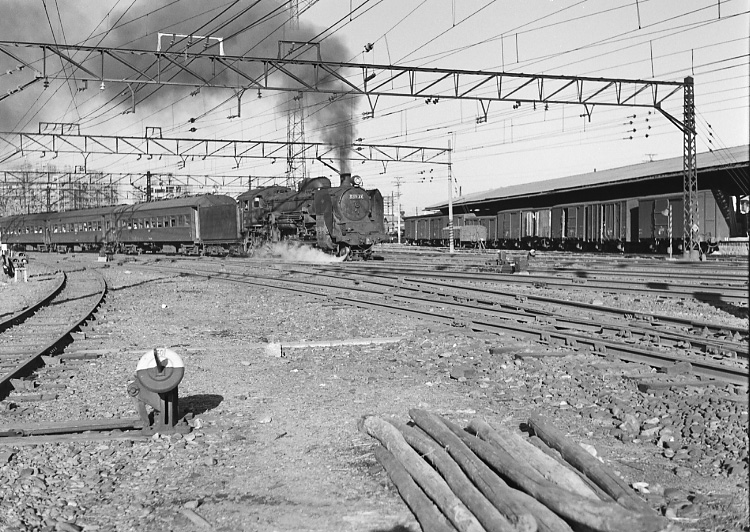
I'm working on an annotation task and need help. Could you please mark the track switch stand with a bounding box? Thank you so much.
[127,348,189,435]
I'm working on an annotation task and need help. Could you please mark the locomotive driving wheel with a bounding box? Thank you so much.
[335,244,351,261]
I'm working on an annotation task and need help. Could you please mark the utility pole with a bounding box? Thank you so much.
[448,136,454,254]
[393,176,403,244]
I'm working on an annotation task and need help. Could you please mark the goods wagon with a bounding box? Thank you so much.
[442,224,488,247]
[403,213,483,246]
[637,190,732,254]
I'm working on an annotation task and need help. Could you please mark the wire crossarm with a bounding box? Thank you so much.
[0,41,686,123]
[3,131,449,166]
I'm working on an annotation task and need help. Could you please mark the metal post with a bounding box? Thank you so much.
[667,203,673,259]
[393,177,403,244]
[448,137,454,254]
[397,193,402,244]
[683,76,699,260]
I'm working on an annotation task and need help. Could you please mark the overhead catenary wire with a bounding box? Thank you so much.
[1,0,746,198]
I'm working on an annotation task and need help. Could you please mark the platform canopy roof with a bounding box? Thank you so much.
[427,145,749,210]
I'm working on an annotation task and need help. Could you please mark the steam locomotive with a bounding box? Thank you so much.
[237,173,386,259]
[0,173,387,260]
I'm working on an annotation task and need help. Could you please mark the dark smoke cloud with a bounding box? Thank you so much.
[0,0,360,169]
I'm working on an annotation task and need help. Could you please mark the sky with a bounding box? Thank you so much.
[0,0,748,215]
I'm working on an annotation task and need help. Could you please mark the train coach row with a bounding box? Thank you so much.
[0,173,389,258]
[404,189,747,253]
[0,195,241,256]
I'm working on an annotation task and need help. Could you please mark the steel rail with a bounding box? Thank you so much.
[0,270,107,399]
[310,264,748,305]
[384,284,748,359]
[396,277,749,337]
[0,271,65,333]
[131,262,747,386]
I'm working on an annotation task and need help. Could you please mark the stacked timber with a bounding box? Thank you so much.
[359,410,678,532]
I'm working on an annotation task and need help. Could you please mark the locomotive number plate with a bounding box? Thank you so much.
[349,194,364,199]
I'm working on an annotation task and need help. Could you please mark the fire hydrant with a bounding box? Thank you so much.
[127,348,189,435]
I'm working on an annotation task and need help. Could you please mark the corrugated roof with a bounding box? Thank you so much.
[427,145,749,210]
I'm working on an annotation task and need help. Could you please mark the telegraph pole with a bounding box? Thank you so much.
[393,176,403,244]
[448,137,454,254]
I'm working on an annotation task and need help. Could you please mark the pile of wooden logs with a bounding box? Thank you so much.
[360,410,678,532]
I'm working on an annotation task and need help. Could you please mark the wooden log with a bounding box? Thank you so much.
[392,420,517,532]
[179,508,212,529]
[442,418,668,532]
[409,410,573,532]
[284,337,404,349]
[526,435,613,502]
[359,415,486,532]
[468,419,601,501]
[374,446,457,532]
[527,414,652,514]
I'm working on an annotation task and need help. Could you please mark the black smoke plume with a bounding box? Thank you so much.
[0,1,360,169]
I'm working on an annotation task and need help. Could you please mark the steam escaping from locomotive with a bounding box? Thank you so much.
[253,242,345,263]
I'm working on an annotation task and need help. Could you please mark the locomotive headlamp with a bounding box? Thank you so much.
[353,175,363,187]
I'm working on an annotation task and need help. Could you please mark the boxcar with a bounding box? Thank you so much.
[497,211,522,247]
[442,224,488,247]
[638,190,732,253]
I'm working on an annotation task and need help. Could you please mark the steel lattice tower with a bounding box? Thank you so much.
[682,76,699,258]
[285,1,307,188]
[286,93,307,187]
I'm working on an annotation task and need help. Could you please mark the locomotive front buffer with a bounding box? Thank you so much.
[127,348,190,435]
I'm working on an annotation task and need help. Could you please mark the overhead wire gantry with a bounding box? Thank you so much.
[0,41,700,256]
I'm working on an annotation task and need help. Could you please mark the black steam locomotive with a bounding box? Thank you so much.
[237,173,386,259]
[0,173,387,260]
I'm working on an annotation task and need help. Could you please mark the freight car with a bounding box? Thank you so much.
[0,194,242,256]
[636,190,735,254]
[404,189,746,254]
[404,213,494,247]
[237,173,386,259]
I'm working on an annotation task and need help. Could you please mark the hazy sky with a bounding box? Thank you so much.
[0,0,747,213]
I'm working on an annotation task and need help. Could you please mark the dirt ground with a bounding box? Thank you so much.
[0,253,747,532]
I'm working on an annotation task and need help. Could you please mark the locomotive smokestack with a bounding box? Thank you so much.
[339,172,353,186]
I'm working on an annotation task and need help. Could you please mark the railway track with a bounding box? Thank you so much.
[310,263,749,306]
[0,268,107,401]
[378,248,749,273]
[131,259,748,386]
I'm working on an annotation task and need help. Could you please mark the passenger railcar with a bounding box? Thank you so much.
[0,194,241,255]
[111,195,241,255]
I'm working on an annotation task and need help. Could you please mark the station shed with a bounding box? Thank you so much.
[416,145,748,253]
